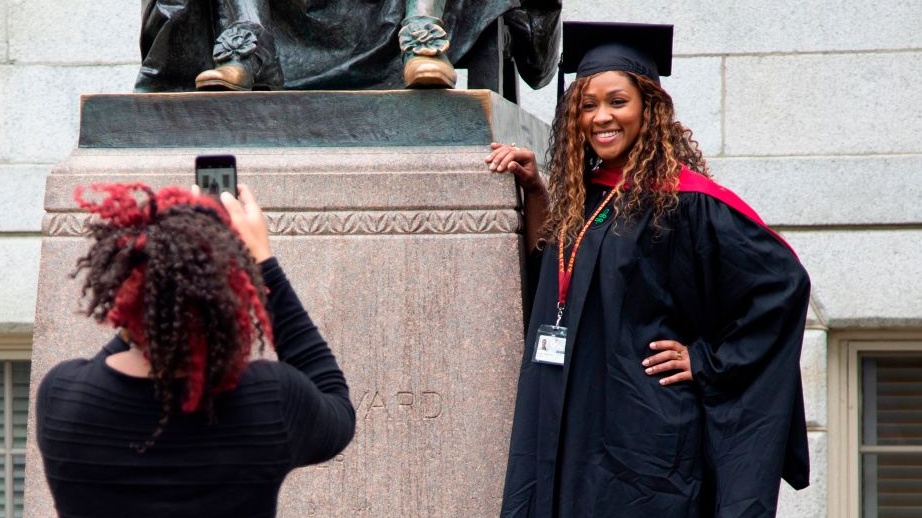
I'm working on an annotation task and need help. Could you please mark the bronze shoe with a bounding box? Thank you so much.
[195,64,253,91]
[403,55,457,89]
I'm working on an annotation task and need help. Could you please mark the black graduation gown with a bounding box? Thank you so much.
[501,183,811,518]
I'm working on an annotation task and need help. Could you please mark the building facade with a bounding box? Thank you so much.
[2,1,921,516]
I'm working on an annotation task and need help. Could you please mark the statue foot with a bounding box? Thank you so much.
[197,22,284,91]
[195,61,283,91]
[195,64,253,91]
[403,55,457,89]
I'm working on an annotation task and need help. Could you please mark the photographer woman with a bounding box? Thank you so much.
[36,183,355,517]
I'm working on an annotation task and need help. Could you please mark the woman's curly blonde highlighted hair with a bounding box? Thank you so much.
[542,71,710,245]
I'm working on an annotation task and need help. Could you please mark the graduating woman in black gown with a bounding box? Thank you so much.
[485,21,811,518]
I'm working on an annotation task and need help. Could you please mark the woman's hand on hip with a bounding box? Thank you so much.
[643,340,693,386]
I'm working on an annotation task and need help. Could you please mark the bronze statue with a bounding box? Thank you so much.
[135,0,561,94]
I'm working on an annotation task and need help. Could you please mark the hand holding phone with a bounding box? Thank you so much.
[195,155,237,197]
[219,184,272,263]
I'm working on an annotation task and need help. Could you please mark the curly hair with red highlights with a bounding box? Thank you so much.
[543,71,710,245]
[73,183,273,452]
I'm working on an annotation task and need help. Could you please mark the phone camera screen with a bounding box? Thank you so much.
[199,167,235,195]
[195,154,237,198]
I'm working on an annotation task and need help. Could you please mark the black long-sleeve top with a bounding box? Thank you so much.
[37,258,355,518]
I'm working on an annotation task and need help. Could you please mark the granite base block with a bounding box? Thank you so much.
[25,90,548,518]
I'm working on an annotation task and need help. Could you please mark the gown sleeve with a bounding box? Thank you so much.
[673,193,811,516]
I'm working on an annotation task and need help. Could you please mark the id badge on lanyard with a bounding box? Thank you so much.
[533,323,567,365]
[532,187,617,367]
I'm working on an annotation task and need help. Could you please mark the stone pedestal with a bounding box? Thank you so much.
[24,90,549,517]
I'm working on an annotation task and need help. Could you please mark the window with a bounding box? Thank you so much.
[833,339,922,518]
[0,335,31,518]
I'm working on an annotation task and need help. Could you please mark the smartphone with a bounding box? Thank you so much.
[195,154,237,198]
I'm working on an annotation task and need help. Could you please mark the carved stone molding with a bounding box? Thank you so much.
[43,209,522,237]
[266,209,521,235]
[43,213,88,237]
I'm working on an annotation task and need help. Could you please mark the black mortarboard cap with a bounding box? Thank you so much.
[561,21,674,84]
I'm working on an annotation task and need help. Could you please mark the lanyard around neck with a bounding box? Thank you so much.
[555,187,619,324]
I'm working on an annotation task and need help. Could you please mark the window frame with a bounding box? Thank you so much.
[0,333,31,518]
[830,333,922,518]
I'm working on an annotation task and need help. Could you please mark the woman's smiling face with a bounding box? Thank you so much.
[578,71,643,169]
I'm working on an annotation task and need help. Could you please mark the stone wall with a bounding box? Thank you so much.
[0,0,138,332]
